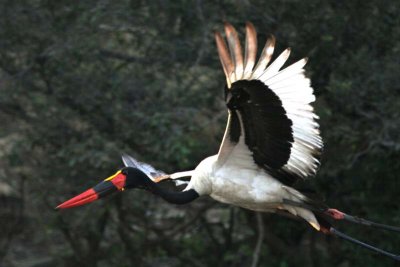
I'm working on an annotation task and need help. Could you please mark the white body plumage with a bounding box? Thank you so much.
[186,138,320,230]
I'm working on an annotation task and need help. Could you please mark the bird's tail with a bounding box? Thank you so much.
[283,198,400,261]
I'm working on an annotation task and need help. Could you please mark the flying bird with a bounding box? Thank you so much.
[56,22,400,261]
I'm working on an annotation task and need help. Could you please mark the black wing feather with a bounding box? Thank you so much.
[226,80,298,184]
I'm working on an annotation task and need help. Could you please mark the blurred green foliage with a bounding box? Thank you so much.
[0,0,399,266]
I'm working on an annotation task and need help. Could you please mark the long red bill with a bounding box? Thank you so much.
[55,188,100,209]
[55,172,126,210]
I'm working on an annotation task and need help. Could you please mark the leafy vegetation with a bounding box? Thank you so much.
[0,0,399,266]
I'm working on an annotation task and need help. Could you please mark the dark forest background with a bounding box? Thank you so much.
[1,0,399,266]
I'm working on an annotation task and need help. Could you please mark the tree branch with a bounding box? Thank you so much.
[251,212,264,267]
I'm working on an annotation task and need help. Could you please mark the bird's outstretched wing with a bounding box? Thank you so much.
[122,154,167,180]
[121,154,191,186]
[215,22,323,185]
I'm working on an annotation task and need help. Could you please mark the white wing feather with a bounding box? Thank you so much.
[215,23,322,180]
[121,154,166,180]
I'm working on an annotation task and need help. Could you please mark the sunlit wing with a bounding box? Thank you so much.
[122,154,167,180]
[121,154,192,185]
[215,22,323,185]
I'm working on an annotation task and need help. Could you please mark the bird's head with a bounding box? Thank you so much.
[55,167,151,210]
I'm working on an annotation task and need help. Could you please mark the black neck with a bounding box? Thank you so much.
[145,180,199,205]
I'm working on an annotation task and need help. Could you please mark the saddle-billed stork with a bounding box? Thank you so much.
[56,22,400,261]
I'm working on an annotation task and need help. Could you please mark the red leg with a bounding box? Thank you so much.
[325,208,345,220]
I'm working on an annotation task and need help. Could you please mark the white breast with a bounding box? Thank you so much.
[184,155,216,195]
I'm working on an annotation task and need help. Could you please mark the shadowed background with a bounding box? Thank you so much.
[0,0,399,266]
